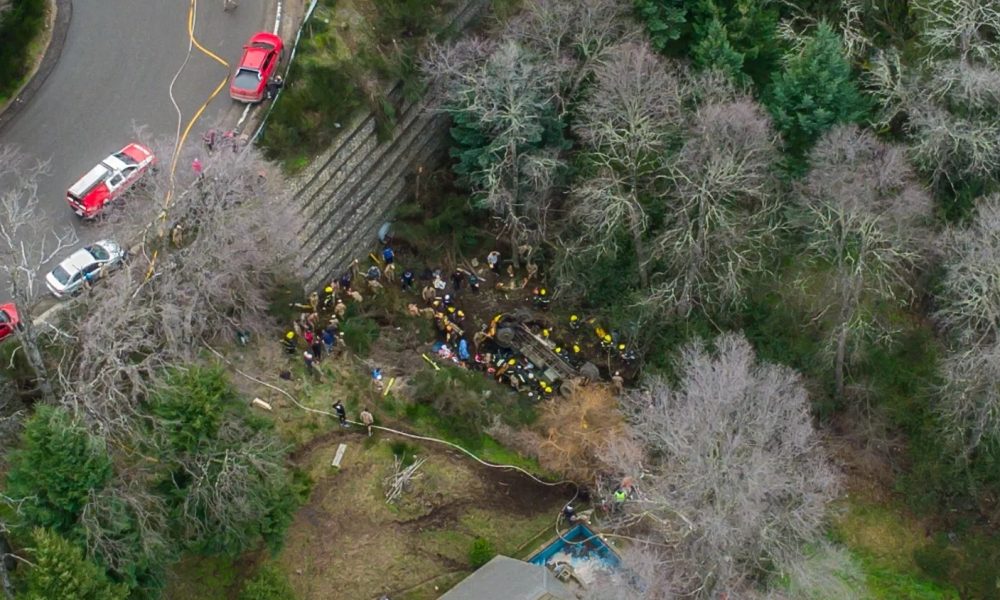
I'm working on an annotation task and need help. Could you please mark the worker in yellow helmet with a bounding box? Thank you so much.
[322,285,336,311]
[569,314,580,330]
[601,334,613,351]
[283,331,297,354]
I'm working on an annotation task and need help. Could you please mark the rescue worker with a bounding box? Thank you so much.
[421,284,436,303]
[533,287,550,310]
[333,400,347,427]
[569,314,580,330]
[339,271,352,291]
[612,486,628,511]
[334,299,347,319]
[468,273,481,294]
[382,246,395,265]
[487,250,501,274]
[283,331,297,354]
[620,345,638,364]
[322,286,336,311]
[360,407,375,437]
[401,269,415,291]
[451,269,464,290]
[601,334,614,351]
[442,294,453,307]
[366,264,381,281]
[308,291,320,313]
[611,371,625,395]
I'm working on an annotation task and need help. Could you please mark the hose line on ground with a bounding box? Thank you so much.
[202,342,669,549]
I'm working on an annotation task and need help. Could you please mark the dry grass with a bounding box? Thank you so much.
[277,435,565,599]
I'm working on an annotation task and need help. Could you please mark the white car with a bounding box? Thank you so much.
[45,240,128,298]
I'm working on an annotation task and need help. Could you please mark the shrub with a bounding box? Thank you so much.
[468,537,496,568]
[340,315,380,356]
[390,440,418,467]
[410,367,490,446]
[238,564,297,600]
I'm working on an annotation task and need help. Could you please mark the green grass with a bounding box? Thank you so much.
[831,500,960,599]
[164,555,241,600]
[260,0,455,168]
[0,0,47,100]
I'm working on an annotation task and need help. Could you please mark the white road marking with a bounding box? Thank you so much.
[273,0,282,34]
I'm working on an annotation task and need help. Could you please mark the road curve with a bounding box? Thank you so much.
[0,0,273,303]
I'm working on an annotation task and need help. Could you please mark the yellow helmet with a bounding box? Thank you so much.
[618,343,626,351]
[544,386,553,393]
[324,286,333,293]
[572,344,581,353]
[540,288,547,296]
[554,346,563,353]
[448,306,456,313]
[285,331,295,340]
[457,310,465,318]
[508,358,516,365]
[604,334,612,343]
[570,314,578,322]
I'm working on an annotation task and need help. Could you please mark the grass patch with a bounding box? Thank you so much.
[0,0,47,100]
[831,500,960,599]
[260,0,457,168]
[164,555,240,600]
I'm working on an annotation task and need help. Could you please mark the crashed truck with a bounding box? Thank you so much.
[483,310,600,397]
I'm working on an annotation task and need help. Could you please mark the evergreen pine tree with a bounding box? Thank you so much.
[4,406,113,534]
[765,22,868,159]
[692,18,747,83]
[22,528,129,600]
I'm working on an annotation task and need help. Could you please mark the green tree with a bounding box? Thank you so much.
[5,406,112,533]
[21,528,128,600]
[692,18,746,84]
[765,22,868,160]
[635,0,781,84]
[150,367,236,453]
[238,564,297,600]
[633,0,689,52]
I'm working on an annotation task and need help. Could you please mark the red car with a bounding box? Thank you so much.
[66,143,156,218]
[229,32,284,103]
[0,303,20,342]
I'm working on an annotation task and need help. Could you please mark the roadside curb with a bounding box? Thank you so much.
[0,0,72,135]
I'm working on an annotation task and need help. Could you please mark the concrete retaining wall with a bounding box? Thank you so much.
[293,0,489,291]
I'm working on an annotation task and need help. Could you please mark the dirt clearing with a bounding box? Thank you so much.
[278,430,571,599]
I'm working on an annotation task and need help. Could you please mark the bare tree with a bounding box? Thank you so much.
[781,541,867,600]
[913,0,1000,65]
[864,1,1000,191]
[934,195,1000,453]
[938,341,1000,454]
[79,473,171,586]
[57,146,303,438]
[571,42,683,288]
[425,39,565,267]
[506,0,638,108]
[614,333,838,597]
[581,544,677,600]
[172,418,291,551]
[0,146,78,402]
[651,94,782,315]
[936,194,1000,343]
[795,126,932,399]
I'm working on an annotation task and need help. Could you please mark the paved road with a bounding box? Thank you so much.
[0,0,273,303]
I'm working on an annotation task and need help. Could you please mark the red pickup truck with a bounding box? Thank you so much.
[66,143,156,218]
